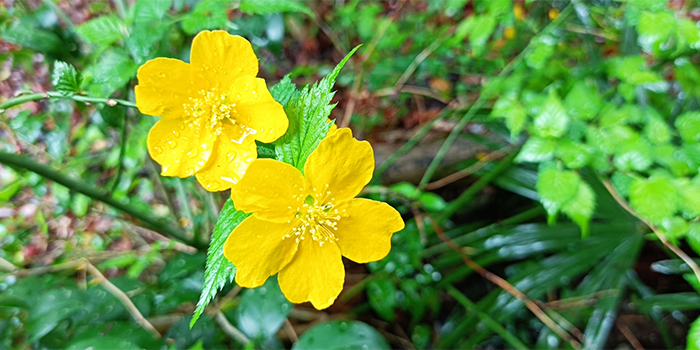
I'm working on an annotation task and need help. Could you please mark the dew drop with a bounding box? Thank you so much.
[167,140,178,149]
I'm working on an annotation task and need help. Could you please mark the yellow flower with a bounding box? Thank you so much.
[224,128,404,309]
[135,30,288,191]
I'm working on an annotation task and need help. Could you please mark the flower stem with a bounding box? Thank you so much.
[0,151,192,245]
[0,91,137,112]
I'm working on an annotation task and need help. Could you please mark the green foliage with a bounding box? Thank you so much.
[191,200,247,327]
[292,321,390,350]
[233,277,292,341]
[274,46,360,171]
[76,16,126,47]
[181,0,230,35]
[239,0,312,16]
[51,61,83,96]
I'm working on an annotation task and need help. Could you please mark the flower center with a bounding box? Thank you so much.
[285,196,343,246]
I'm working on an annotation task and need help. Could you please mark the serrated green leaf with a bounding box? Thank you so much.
[561,181,595,238]
[132,0,173,24]
[644,114,671,145]
[52,61,83,96]
[675,58,700,98]
[84,49,138,98]
[491,94,527,138]
[674,178,700,218]
[533,92,569,138]
[636,11,676,54]
[660,216,689,242]
[629,176,678,223]
[515,136,556,163]
[613,139,653,172]
[181,0,229,35]
[689,316,700,350]
[536,167,581,217]
[234,276,292,340]
[1,17,65,54]
[239,0,312,16]
[564,81,602,120]
[127,22,169,64]
[675,112,700,143]
[274,46,360,171]
[76,15,126,47]
[269,75,298,107]
[292,321,390,350]
[556,139,591,169]
[191,199,249,327]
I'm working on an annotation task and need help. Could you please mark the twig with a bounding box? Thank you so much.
[425,148,510,190]
[0,91,136,112]
[0,257,17,272]
[616,318,645,350]
[284,319,299,343]
[127,224,198,254]
[375,85,452,104]
[215,312,251,345]
[0,151,191,244]
[426,215,583,349]
[392,39,444,94]
[85,262,161,338]
[601,180,700,284]
[1,260,84,280]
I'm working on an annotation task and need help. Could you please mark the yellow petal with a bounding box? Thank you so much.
[231,159,306,223]
[147,117,215,177]
[334,198,404,263]
[304,128,374,203]
[190,31,259,90]
[278,237,344,309]
[224,216,298,288]
[195,132,257,192]
[228,76,288,143]
[135,58,200,118]
[327,120,337,135]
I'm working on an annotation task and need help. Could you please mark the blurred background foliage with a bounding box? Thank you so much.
[1,0,700,349]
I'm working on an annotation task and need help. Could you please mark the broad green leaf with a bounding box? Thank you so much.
[9,111,43,144]
[239,0,312,16]
[132,0,173,24]
[677,19,700,50]
[644,114,671,144]
[66,336,140,350]
[469,15,496,56]
[274,46,359,171]
[525,37,555,70]
[536,167,581,217]
[629,176,678,223]
[485,0,512,17]
[613,139,653,172]
[419,192,448,212]
[675,112,700,143]
[181,0,229,35]
[52,61,83,96]
[564,81,602,120]
[367,279,398,321]
[292,321,390,350]
[562,181,596,238]
[1,17,65,54]
[675,143,700,175]
[234,277,292,340]
[688,224,700,256]
[76,15,126,47]
[636,11,676,54]
[674,178,700,218]
[491,94,526,138]
[675,58,700,97]
[611,172,636,199]
[660,216,689,241]
[556,139,591,169]
[127,22,169,64]
[84,49,138,98]
[191,200,249,327]
[533,92,569,138]
[515,136,556,163]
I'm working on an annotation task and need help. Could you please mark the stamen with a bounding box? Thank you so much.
[184,89,252,137]
[284,199,345,246]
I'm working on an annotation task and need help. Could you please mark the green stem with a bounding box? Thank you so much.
[0,151,192,245]
[437,151,518,221]
[446,285,529,350]
[0,92,137,112]
[110,109,129,193]
[417,3,574,189]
